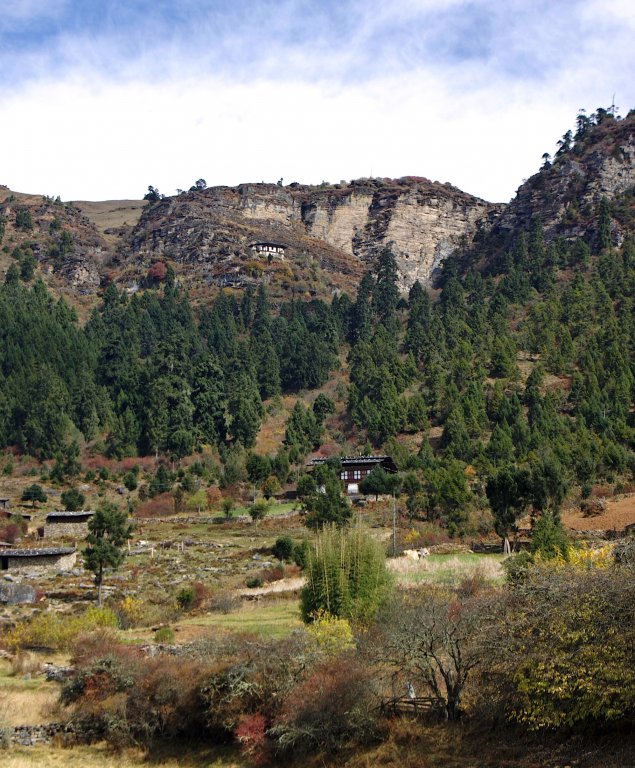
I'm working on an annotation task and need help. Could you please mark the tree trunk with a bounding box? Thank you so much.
[503,536,511,555]
[97,563,103,607]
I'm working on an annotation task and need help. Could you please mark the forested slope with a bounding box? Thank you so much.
[1,108,635,537]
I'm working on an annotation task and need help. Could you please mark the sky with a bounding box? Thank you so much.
[1,0,634,203]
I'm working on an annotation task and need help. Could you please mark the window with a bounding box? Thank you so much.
[353,469,361,480]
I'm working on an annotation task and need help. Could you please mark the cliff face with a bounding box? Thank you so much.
[497,112,635,244]
[0,189,107,295]
[124,178,501,292]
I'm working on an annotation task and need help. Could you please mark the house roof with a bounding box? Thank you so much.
[45,510,95,520]
[307,455,398,472]
[4,547,76,557]
[249,241,287,249]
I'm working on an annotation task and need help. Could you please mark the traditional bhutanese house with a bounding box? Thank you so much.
[1,547,77,572]
[250,241,287,261]
[44,510,95,539]
[307,455,398,495]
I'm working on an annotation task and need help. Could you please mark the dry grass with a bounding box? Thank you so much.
[177,598,303,640]
[0,659,59,727]
[388,552,506,586]
[73,199,144,243]
[0,744,245,767]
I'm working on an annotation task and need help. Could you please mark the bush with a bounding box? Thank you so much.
[261,565,284,583]
[249,498,270,522]
[208,590,240,614]
[61,488,85,511]
[176,586,195,610]
[271,655,380,754]
[176,583,208,611]
[154,626,175,643]
[272,535,294,562]
[305,610,355,654]
[113,596,144,629]
[5,606,119,650]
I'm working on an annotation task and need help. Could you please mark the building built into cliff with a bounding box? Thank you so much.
[250,241,287,260]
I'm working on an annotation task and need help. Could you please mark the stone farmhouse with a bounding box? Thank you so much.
[1,547,77,572]
[307,455,398,495]
[44,510,95,539]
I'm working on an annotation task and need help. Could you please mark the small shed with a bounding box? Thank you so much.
[250,241,287,261]
[44,510,95,539]
[0,497,10,511]
[1,547,77,572]
[307,455,398,495]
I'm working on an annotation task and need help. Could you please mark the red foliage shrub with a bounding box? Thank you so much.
[0,523,20,543]
[273,653,379,754]
[135,493,175,518]
[84,455,116,471]
[147,261,167,281]
[283,563,301,579]
[235,713,271,765]
[206,486,222,510]
[261,565,285,584]
[192,581,209,605]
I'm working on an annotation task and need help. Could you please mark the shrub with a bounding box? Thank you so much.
[272,535,294,562]
[61,488,85,511]
[114,596,144,629]
[5,606,118,651]
[246,576,263,589]
[261,565,284,583]
[305,610,355,654]
[123,472,138,491]
[154,626,175,643]
[135,492,175,518]
[271,654,380,754]
[249,498,270,522]
[208,590,239,613]
[495,566,635,729]
[175,588,193,613]
[235,713,270,765]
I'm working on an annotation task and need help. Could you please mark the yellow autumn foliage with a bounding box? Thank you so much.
[4,606,118,651]
[306,609,355,654]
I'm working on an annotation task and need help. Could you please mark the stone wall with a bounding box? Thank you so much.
[6,551,77,572]
[43,522,89,539]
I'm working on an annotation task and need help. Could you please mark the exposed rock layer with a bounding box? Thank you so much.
[126,178,502,291]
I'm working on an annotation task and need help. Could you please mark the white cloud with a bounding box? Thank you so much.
[0,0,633,202]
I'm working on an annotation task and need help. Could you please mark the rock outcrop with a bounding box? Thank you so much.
[124,178,502,291]
[496,112,635,245]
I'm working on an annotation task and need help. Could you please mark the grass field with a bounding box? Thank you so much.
[388,552,506,586]
[0,744,245,768]
[176,599,303,641]
[0,659,59,727]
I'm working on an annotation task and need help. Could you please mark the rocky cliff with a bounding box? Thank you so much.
[123,177,501,293]
[496,111,635,245]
